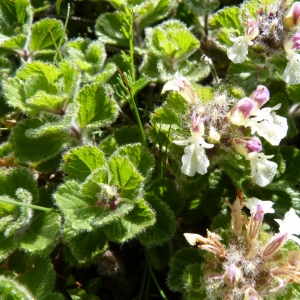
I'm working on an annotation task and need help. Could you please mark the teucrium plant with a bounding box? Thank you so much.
[1,0,300,299]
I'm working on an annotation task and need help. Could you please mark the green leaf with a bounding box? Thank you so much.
[67,38,107,74]
[137,195,176,246]
[30,18,64,51]
[17,61,62,83]
[227,60,270,93]
[109,155,144,192]
[76,83,118,129]
[147,242,173,271]
[0,233,17,262]
[27,91,67,115]
[3,188,33,238]
[209,6,243,33]
[184,0,219,15]
[168,248,204,292]
[0,167,39,204]
[0,275,35,300]
[58,60,81,100]
[146,178,185,215]
[95,11,129,46]
[18,257,56,299]
[2,77,27,111]
[9,118,69,162]
[102,199,155,242]
[63,224,107,264]
[134,0,176,32]
[114,144,154,181]
[183,264,205,296]
[0,0,31,36]
[61,146,107,182]
[145,20,199,61]
[114,125,143,145]
[54,181,135,231]
[287,84,300,103]
[20,210,61,255]
[0,34,26,49]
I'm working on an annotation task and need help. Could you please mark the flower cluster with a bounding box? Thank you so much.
[226,1,300,84]
[162,77,288,187]
[184,193,300,299]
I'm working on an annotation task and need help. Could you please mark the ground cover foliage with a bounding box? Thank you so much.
[2,0,300,299]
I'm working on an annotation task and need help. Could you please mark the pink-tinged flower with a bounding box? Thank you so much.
[244,198,274,240]
[227,19,258,64]
[174,113,213,176]
[223,264,242,287]
[263,208,300,256]
[161,74,197,104]
[284,2,300,28]
[228,97,255,126]
[251,85,270,109]
[246,104,288,146]
[247,152,278,187]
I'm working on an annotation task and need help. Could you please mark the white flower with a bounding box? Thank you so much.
[174,134,214,176]
[247,152,277,187]
[243,197,275,215]
[183,233,202,246]
[246,104,288,146]
[227,36,252,64]
[275,208,300,246]
[282,51,300,85]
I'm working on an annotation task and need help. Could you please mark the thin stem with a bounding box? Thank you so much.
[0,198,52,212]
[128,8,135,82]
[139,263,148,299]
[48,28,63,61]
[117,68,147,147]
[145,250,169,300]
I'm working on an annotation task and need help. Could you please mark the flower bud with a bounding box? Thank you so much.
[263,232,288,257]
[248,203,264,240]
[245,19,259,40]
[207,127,221,144]
[228,97,255,126]
[233,137,262,157]
[251,85,270,108]
[243,286,261,300]
[246,137,262,153]
[284,2,300,28]
[292,32,300,50]
[162,75,197,104]
[191,112,206,135]
[223,264,242,287]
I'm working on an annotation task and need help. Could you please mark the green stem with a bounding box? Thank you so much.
[128,8,135,83]
[117,68,147,147]
[145,250,169,300]
[139,263,148,299]
[0,198,51,212]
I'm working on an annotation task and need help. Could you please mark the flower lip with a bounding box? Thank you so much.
[243,197,275,216]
